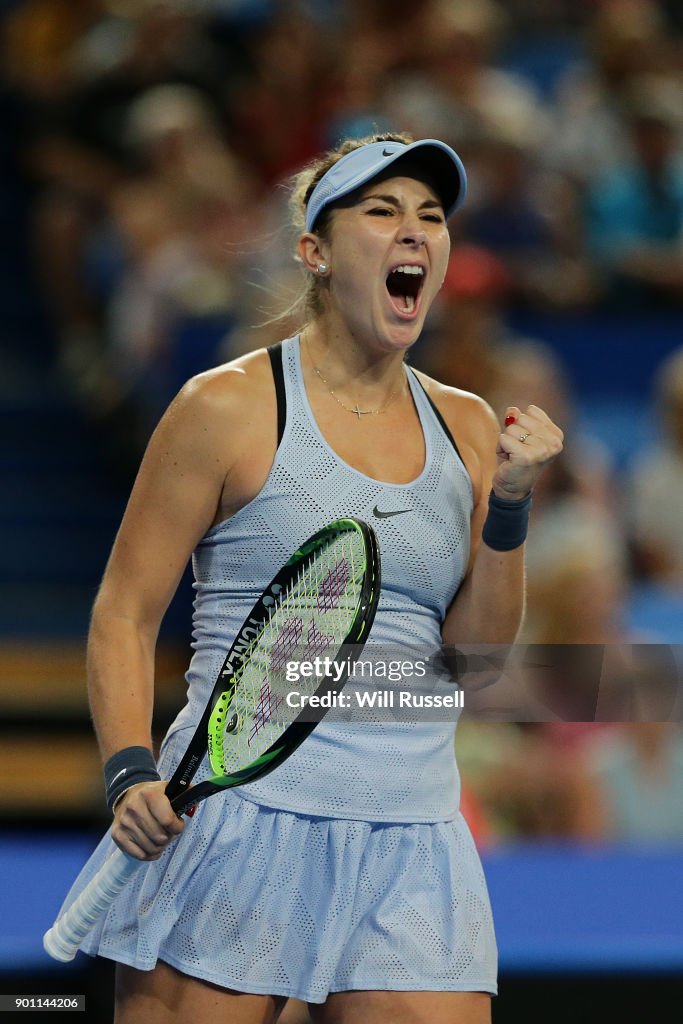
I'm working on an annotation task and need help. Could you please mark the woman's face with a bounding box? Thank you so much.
[321,175,451,353]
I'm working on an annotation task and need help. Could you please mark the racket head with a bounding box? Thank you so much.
[43,518,380,962]
[168,518,380,814]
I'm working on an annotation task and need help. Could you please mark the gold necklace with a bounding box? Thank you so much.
[304,333,404,419]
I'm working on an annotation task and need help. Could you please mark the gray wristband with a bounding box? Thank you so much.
[104,745,160,813]
[481,490,532,552]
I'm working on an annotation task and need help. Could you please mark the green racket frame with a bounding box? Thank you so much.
[166,517,380,815]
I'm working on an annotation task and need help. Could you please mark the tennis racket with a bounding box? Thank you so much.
[44,517,380,962]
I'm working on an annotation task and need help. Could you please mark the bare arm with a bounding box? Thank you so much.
[89,382,226,757]
[440,397,564,646]
[88,369,248,859]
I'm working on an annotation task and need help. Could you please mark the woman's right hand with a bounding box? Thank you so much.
[111,780,185,861]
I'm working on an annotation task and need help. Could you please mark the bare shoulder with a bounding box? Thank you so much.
[412,369,499,448]
[175,347,273,419]
[157,348,275,452]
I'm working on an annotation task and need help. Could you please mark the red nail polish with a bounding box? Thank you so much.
[505,415,516,426]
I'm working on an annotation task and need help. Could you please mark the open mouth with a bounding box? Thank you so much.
[386,264,424,317]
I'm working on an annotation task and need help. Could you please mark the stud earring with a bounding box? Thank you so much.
[317,263,329,275]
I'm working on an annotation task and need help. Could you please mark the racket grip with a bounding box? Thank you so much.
[43,848,141,962]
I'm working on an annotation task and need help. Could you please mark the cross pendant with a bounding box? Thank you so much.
[353,405,372,417]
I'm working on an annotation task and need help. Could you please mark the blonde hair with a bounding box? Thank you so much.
[274,131,414,327]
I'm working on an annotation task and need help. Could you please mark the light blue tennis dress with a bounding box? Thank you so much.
[60,336,498,1000]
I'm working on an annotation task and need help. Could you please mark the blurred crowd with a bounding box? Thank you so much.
[3,0,683,846]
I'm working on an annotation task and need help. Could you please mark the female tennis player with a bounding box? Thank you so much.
[61,133,562,1023]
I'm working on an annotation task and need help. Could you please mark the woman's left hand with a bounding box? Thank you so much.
[492,405,564,499]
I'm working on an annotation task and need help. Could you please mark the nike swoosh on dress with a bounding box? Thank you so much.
[372,505,412,519]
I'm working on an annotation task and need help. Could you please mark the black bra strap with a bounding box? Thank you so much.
[267,342,286,447]
[412,373,466,467]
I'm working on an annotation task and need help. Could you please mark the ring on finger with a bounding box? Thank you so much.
[519,432,530,443]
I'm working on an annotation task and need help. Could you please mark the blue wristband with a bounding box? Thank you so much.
[104,745,160,813]
[481,490,532,552]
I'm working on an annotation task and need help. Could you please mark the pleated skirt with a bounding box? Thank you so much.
[60,731,498,1002]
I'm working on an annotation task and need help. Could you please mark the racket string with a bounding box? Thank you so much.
[316,557,351,611]
[211,530,366,772]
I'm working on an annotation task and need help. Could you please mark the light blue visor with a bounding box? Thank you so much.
[305,138,467,232]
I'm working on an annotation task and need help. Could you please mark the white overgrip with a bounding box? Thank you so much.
[43,848,141,962]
